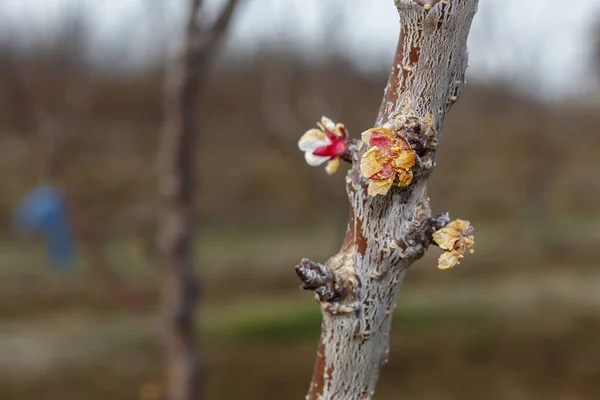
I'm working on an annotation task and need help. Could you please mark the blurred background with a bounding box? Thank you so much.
[1,0,600,399]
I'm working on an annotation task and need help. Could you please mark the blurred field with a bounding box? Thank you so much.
[1,212,600,399]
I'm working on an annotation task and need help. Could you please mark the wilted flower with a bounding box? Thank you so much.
[359,128,417,196]
[298,117,348,175]
[432,219,475,270]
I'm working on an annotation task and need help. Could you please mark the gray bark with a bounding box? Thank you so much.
[295,1,479,398]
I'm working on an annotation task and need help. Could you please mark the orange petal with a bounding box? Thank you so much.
[367,178,393,196]
[360,147,383,178]
[396,169,414,187]
[392,150,417,170]
[447,219,472,234]
[432,229,460,251]
[437,251,461,270]
[432,219,475,270]
[361,127,395,145]
[325,157,340,175]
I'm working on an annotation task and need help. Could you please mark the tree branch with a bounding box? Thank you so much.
[296,1,479,398]
[157,1,244,399]
[194,0,242,63]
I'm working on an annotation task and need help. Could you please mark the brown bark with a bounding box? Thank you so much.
[297,1,479,398]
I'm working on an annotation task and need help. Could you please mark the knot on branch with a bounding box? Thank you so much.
[396,0,442,12]
[402,212,450,260]
[413,212,450,247]
[295,258,345,302]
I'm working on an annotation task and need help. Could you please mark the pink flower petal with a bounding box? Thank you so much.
[370,162,395,180]
[368,132,394,155]
[313,132,347,158]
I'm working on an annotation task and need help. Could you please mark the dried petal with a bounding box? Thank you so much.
[432,219,475,270]
[433,220,465,250]
[298,129,330,152]
[361,126,418,196]
[361,128,394,144]
[325,157,340,175]
[371,162,395,180]
[362,128,396,155]
[464,235,475,249]
[396,169,414,187]
[432,229,459,251]
[360,147,383,178]
[367,178,394,196]
[437,251,461,270]
[392,151,417,170]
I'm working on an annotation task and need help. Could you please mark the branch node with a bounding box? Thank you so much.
[321,300,362,317]
[295,258,345,302]
[340,138,361,164]
[414,212,451,246]
[402,212,451,260]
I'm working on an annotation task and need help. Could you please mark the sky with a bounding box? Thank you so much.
[1,0,599,101]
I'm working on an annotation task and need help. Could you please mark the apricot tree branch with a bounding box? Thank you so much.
[294,1,479,398]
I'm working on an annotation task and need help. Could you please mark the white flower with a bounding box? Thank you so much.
[298,117,348,175]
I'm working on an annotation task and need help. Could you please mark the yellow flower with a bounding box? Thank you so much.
[359,128,417,196]
[432,219,475,270]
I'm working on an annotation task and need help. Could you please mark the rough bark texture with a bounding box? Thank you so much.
[297,1,479,399]
[157,1,242,399]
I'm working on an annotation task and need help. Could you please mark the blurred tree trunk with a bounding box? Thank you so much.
[294,1,479,398]
[156,1,242,399]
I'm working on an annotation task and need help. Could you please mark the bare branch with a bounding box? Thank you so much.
[157,1,246,399]
[194,0,243,60]
[186,0,203,36]
[207,0,240,39]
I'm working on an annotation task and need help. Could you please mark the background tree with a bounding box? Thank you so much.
[157,1,244,399]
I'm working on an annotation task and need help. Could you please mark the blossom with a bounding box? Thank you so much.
[298,117,348,175]
[432,219,475,270]
[359,128,417,196]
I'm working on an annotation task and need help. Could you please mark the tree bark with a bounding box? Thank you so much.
[157,1,204,398]
[157,1,242,399]
[296,1,479,398]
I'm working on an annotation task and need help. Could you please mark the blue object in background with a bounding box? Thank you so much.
[15,185,75,269]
